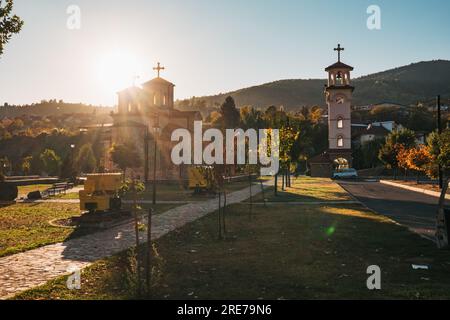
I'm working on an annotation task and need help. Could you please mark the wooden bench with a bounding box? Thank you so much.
[44,182,74,197]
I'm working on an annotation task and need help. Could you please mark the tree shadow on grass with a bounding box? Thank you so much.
[15,202,450,300]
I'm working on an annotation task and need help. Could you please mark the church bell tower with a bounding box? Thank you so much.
[324,44,354,169]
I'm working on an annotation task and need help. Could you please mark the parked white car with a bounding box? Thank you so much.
[333,168,358,179]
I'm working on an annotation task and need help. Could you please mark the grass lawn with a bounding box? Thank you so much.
[0,202,183,258]
[17,184,51,198]
[0,202,79,257]
[14,179,450,300]
[53,192,80,200]
[249,176,353,203]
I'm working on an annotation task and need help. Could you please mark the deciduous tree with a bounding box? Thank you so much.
[219,96,240,129]
[75,143,97,173]
[0,0,24,57]
[39,149,61,176]
[110,143,142,178]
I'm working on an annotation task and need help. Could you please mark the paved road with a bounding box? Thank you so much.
[338,180,445,241]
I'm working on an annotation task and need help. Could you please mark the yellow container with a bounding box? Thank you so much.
[84,173,123,193]
[188,166,212,189]
[79,173,123,212]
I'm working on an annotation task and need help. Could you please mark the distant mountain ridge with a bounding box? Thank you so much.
[0,101,114,118]
[178,60,450,110]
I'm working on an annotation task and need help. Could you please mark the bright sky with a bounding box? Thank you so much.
[1,0,450,106]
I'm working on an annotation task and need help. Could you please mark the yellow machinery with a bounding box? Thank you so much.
[79,173,123,213]
[188,166,213,192]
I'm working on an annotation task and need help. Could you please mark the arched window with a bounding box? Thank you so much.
[163,95,166,106]
[337,136,344,147]
[337,117,344,129]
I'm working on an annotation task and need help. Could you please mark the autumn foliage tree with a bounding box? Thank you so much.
[379,128,416,177]
[397,145,433,182]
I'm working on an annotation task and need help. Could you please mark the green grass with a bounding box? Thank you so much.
[0,202,183,258]
[249,176,353,203]
[0,203,79,257]
[17,184,51,198]
[13,179,450,300]
[53,192,80,200]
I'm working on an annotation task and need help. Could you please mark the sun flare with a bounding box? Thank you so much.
[96,50,145,95]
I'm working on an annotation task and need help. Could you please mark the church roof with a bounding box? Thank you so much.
[117,86,142,95]
[142,77,175,87]
[325,61,354,71]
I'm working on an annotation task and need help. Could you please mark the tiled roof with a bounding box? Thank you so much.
[142,77,175,87]
[325,61,354,71]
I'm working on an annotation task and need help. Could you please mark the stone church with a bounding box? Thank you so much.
[309,45,354,177]
[101,63,201,181]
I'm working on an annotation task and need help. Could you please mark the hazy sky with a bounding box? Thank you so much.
[1,0,450,106]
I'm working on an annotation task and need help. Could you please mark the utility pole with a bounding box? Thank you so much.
[437,95,443,189]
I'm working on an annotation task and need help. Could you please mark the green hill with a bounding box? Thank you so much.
[177,60,450,110]
[0,101,113,118]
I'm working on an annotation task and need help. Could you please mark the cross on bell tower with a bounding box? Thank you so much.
[334,44,344,62]
[153,62,165,78]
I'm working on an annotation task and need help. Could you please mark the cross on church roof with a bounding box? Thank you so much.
[153,62,165,78]
[334,44,344,62]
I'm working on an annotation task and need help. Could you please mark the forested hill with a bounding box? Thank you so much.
[176,60,450,110]
[0,100,114,118]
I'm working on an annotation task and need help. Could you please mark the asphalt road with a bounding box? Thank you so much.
[338,180,444,241]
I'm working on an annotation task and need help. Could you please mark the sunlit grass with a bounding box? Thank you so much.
[15,202,450,300]
[53,192,80,200]
[250,176,353,202]
[0,203,79,257]
[17,184,51,198]
[320,206,394,223]
[0,202,183,258]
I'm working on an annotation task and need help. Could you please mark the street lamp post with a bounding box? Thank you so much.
[70,144,76,181]
[152,118,161,205]
[144,129,149,182]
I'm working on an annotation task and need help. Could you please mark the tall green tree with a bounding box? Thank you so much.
[75,143,97,173]
[0,0,24,57]
[61,153,77,181]
[21,155,32,175]
[110,143,142,178]
[353,139,384,170]
[240,106,264,130]
[39,149,61,176]
[0,156,10,175]
[219,96,240,129]
[428,129,450,175]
